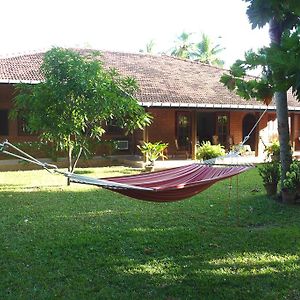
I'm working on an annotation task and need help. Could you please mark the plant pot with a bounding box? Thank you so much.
[297,185,300,195]
[264,182,277,196]
[271,154,280,162]
[281,189,296,204]
[145,165,154,172]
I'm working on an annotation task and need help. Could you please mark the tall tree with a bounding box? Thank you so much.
[192,33,225,67]
[139,40,156,54]
[171,32,194,59]
[171,32,225,66]
[221,0,300,189]
[13,48,152,184]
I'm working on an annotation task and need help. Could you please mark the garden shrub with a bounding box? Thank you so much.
[196,141,225,161]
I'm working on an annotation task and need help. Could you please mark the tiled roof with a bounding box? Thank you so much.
[0,49,299,110]
[0,53,44,83]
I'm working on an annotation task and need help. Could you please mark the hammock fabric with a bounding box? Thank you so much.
[69,163,252,202]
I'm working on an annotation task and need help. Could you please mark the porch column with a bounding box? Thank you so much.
[290,113,295,150]
[191,111,197,160]
[142,125,149,163]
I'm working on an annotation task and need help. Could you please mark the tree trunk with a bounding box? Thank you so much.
[274,91,292,186]
[71,146,83,173]
[269,18,292,188]
[67,144,72,186]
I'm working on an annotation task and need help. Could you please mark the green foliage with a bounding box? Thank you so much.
[12,48,152,172]
[171,31,194,59]
[196,141,225,161]
[137,141,168,164]
[221,2,300,102]
[258,161,280,184]
[264,140,280,161]
[170,32,225,66]
[244,0,300,30]
[192,33,225,67]
[283,160,300,191]
[140,39,156,54]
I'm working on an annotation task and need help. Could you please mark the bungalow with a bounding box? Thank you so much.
[0,49,299,160]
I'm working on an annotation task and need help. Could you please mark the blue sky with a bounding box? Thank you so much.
[1,0,269,67]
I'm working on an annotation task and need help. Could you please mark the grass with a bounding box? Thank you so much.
[0,166,300,299]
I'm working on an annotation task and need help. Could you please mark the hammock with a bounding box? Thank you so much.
[68,163,251,202]
[0,140,252,202]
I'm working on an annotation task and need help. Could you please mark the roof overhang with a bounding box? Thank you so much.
[0,79,41,84]
[0,80,299,112]
[139,101,300,112]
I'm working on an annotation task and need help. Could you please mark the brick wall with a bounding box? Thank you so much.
[229,111,247,146]
[1,84,299,159]
[147,108,177,154]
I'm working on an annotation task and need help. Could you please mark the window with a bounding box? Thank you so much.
[176,112,191,150]
[216,114,228,146]
[106,119,124,134]
[0,110,9,136]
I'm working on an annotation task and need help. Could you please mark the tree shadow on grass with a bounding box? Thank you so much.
[0,187,299,299]
[73,169,94,175]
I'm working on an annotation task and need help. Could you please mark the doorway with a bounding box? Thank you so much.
[176,111,192,151]
[197,112,215,145]
[243,113,257,152]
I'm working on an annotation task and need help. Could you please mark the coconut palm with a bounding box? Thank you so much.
[192,34,225,67]
[170,32,194,59]
[139,40,156,54]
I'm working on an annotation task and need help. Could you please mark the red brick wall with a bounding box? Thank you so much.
[229,111,247,145]
[1,84,300,158]
[147,108,177,154]
[0,84,38,143]
[294,114,300,151]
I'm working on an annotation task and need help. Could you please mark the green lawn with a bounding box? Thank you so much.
[0,166,299,299]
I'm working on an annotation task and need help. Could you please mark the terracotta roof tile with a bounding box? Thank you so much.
[0,49,299,109]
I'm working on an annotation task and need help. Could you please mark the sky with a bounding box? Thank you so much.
[1,0,270,67]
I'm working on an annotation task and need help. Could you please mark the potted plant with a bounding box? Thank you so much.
[196,141,225,161]
[258,161,280,196]
[282,160,300,204]
[137,141,168,171]
[264,140,280,162]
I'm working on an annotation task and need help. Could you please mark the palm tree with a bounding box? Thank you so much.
[139,40,156,54]
[192,34,225,67]
[170,32,194,59]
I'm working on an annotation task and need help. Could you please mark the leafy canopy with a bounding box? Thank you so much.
[192,34,224,67]
[170,32,225,67]
[244,0,300,29]
[221,28,300,101]
[13,48,152,156]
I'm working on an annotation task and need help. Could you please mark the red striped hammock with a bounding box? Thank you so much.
[0,141,252,203]
[69,163,252,202]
